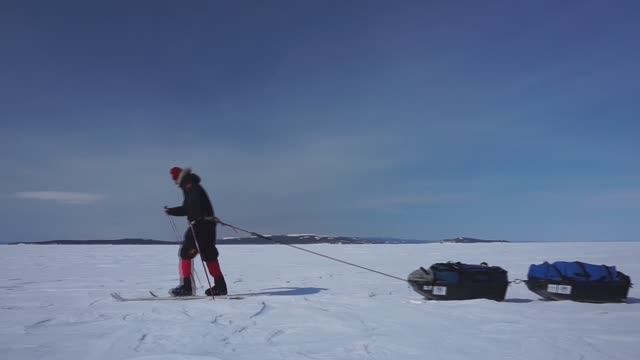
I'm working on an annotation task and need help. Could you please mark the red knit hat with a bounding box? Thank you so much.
[170,167,183,182]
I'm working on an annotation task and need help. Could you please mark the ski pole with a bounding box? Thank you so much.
[189,221,215,300]
[166,214,203,289]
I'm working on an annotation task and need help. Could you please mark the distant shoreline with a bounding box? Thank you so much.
[6,236,509,245]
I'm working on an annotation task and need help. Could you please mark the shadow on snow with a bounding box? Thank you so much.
[503,298,535,303]
[504,297,638,304]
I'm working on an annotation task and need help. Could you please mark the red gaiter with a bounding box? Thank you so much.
[179,259,192,278]
[206,260,224,281]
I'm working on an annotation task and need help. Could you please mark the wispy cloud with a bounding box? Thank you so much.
[14,191,105,204]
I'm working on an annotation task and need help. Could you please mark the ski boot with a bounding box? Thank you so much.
[169,278,194,297]
[205,278,228,296]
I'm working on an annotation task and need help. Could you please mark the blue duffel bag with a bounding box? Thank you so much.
[526,261,631,303]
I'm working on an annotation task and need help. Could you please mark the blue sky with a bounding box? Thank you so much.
[1,0,639,242]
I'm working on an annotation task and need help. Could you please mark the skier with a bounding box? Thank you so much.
[165,166,228,296]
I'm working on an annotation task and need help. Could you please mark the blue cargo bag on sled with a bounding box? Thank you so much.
[407,262,509,301]
[526,261,631,303]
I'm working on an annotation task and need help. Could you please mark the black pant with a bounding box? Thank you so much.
[179,222,219,262]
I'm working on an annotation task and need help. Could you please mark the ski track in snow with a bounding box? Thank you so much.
[1,242,639,360]
[249,301,268,319]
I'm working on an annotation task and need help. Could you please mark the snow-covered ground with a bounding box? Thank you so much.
[1,242,639,360]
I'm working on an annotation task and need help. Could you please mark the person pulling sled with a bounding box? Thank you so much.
[165,166,228,297]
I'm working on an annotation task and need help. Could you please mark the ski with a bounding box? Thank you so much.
[148,290,244,300]
[110,292,244,302]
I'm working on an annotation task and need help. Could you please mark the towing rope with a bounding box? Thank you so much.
[217,219,408,283]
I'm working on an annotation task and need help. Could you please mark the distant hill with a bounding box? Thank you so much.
[217,234,431,245]
[439,237,509,244]
[9,235,509,245]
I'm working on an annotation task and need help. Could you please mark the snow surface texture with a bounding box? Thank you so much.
[1,242,639,360]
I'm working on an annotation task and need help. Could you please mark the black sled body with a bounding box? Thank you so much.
[408,262,509,301]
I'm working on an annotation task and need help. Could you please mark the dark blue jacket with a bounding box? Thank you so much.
[166,169,215,223]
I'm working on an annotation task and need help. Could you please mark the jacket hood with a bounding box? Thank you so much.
[178,168,201,188]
